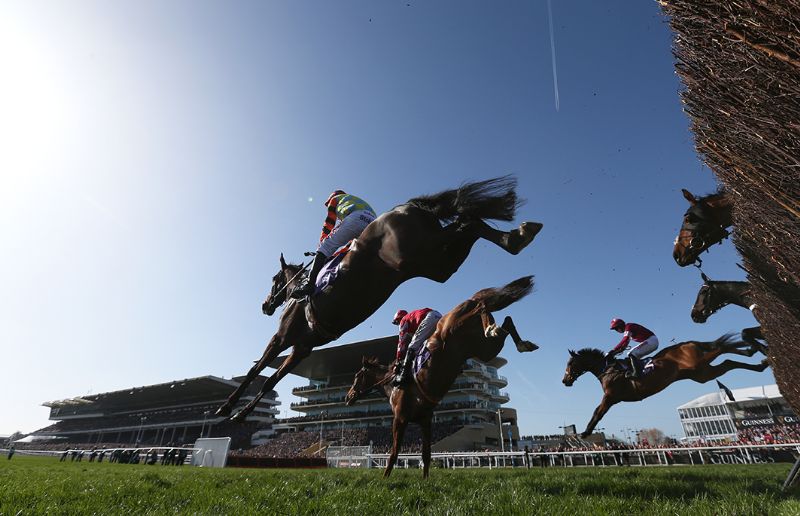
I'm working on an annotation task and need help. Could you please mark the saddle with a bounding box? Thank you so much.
[609,356,655,377]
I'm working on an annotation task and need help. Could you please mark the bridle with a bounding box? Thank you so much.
[265,262,311,312]
[676,203,731,261]
[350,368,393,400]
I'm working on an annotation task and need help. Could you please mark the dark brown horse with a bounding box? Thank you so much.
[345,276,538,478]
[562,335,768,438]
[217,177,542,420]
[692,273,765,349]
[673,189,733,267]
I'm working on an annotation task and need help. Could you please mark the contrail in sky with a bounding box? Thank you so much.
[547,0,560,111]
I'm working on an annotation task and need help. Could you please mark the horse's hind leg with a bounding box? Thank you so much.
[688,359,770,384]
[472,220,543,255]
[501,316,538,352]
[216,334,285,417]
[742,326,768,355]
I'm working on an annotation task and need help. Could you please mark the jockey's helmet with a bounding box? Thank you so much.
[324,190,346,206]
[392,310,408,325]
[610,318,625,331]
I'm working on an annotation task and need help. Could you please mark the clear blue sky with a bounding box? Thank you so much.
[1,1,773,440]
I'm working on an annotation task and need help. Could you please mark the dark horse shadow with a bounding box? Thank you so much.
[217,177,543,421]
[345,276,538,478]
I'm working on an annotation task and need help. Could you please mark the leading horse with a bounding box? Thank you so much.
[345,276,538,478]
[217,177,543,420]
[562,335,768,438]
[673,189,733,267]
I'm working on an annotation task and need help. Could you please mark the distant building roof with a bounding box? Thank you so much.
[270,335,508,379]
[42,375,275,412]
[678,384,782,409]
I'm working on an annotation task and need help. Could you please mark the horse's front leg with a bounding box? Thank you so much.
[229,346,311,422]
[501,316,538,352]
[580,396,614,439]
[216,334,285,417]
[421,416,432,479]
[383,417,407,479]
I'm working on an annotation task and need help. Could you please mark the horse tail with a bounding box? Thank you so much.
[405,175,523,224]
[472,276,534,312]
[695,333,741,352]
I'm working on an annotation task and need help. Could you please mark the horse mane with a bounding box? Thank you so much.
[404,175,523,224]
[571,348,605,363]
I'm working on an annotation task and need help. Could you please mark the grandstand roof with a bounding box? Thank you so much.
[42,375,274,412]
[678,384,782,409]
[270,335,508,379]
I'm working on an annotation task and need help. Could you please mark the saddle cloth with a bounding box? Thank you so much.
[413,347,432,376]
[313,242,353,296]
[618,357,655,376]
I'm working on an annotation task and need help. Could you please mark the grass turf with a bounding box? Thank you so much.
[1,455,799,515]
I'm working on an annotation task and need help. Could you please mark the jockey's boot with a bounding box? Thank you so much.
[392,351,415,386]
[625,356,641,378]
[291,252,327,299]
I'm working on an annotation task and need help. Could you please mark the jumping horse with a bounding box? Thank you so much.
[216,177,543,421]
[345,276,538,478]
[562,335,768,438]
[691,272,765,350]
[673,189,733,267]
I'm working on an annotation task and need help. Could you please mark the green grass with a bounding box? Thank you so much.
[1,456,799,515]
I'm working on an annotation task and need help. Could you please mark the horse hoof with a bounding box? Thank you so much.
[215,405,232,417]
[509,222,544,254]
[516,340,539,353]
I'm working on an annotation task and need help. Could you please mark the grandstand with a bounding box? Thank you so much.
[677,384,798,443]
[261,336,520,455]
[30,376,279,449]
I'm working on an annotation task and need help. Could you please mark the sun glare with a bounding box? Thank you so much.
[0,18,69,185]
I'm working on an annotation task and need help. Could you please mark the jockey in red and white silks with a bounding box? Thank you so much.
[609,318,659,377]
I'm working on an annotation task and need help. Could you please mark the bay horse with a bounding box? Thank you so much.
[217,177,543,421]
[692,272,765,350]
[344,276,538,478]
[562,335,769,438]
[673,189,733,267]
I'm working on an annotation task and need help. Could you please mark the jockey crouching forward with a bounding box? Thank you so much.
[291,190,376,299]
[391,308,443,386]
[607,318,659,379]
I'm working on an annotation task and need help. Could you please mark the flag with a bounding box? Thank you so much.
[717,380,735,402]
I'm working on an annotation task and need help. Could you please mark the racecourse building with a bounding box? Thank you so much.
[677,384,797,442]
[33,376,280,449]
[270,336,520,451]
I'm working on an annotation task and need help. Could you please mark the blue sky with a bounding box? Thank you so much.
[1,1,773,440]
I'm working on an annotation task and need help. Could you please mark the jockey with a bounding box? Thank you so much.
[608,318,659,378]
[291,190,376,299]
[391,307,442,386]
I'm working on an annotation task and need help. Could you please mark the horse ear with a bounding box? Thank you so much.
[279,253,287,270]
[701,272,710,283]
[682,189,697,205]
[569,349,576,357]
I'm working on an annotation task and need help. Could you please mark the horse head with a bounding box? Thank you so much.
[673,189,732,267]
[691,273,715,323]
[345,356,387,406]
[563,348,604,386]
[262,254,304,316]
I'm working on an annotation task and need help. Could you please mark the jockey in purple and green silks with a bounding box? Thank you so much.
[291,190,376,299]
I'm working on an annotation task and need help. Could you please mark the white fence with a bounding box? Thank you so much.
[326,443,800,470]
